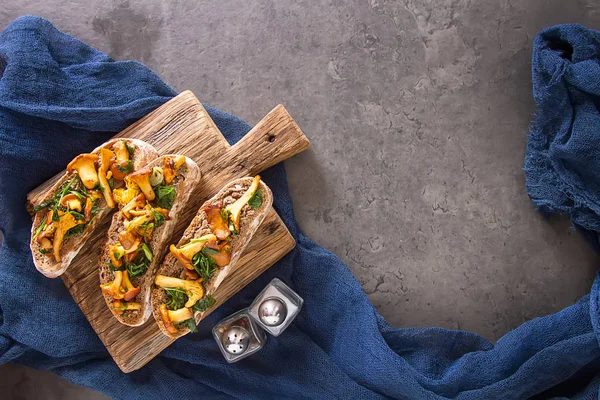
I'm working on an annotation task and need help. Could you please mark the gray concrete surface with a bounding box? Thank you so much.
[2,0,600,398]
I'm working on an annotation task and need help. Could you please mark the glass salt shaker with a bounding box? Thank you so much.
[248,278,303,337]
[212,308,267,363]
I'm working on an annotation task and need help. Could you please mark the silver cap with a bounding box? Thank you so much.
[258,297,288,327]
[221,326,251,355]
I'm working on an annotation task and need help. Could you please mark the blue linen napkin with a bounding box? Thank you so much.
[0,16,599,400]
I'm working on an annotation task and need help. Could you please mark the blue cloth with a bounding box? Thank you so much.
[0,16,599,400]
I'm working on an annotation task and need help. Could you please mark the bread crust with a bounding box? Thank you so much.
[151,176,273,338]
[29,139,158,278]
[99,155,200,326]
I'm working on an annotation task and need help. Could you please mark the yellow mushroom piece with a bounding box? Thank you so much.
[126,167,155,201]
[225,175,261,232]
[113,141,130,162]
[167,307,194,323]
[100,270,124,299]
[155,275,205,308]
[97,148,116,208]
[67,153,99,189]
[168,234,217,270]
[59,193,83,212]
[52,213,86,261]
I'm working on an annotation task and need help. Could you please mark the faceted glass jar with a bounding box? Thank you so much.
[212,308,267,363]
[249,278,304,336]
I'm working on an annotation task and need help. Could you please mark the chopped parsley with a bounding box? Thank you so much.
[116,160,134,174]
[65,223,86,237]
[125,141,135,157]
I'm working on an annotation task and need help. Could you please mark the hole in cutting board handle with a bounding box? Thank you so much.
[267,134,276,143]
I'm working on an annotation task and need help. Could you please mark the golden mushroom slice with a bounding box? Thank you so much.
[67,153,99,189]
[127,167,155,201]
[97,148,116,208]
[154,275,205,308]
[225,175,261,232]
[52,213,85,261]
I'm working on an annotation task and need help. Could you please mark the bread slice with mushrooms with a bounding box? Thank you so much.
[99,155,200,326]
[30,139,158,278]
[151,176,273,338]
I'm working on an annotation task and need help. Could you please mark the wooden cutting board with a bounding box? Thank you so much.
[26,90,309,373]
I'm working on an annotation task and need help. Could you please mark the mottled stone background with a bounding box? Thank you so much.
[1,1,599,398]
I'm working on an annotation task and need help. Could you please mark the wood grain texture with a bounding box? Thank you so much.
[26,91,309,373]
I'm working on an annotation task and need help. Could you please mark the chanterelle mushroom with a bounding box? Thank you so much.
[127,167,155,201]
[53,213,86,261]
[225,176,261,232]
[97,148,116,208]
[155,275,205,308]
[113,141,130,162]
[163,155,186,185]
[100,270,124,299]
[67,153,99,189]
[169,234,217,270]
[60,193,83,212]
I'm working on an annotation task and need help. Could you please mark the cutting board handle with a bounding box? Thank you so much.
[229,105,310,175]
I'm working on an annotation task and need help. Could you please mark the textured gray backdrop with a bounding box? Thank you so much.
[1,1,599,398]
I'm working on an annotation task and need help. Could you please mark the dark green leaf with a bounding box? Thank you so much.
[248,188,263,209]
[108,177,116,190]
[176,318,198,333]
[154,185,176,210]
[191,294,216,313]
[33,200,54,214]
[202,247,219,255]
[152,209,166,228]
[91,203,101,217]
[164,288,188,310]
[116,160,134,174]
[192,251,218,280]
[126,251,150,277]
[70,211,86,220]
[65,223,86,237]
[40,248,51,255]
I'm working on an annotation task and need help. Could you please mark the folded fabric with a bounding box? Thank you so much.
[0,16,599,400]
[526,24,600,252]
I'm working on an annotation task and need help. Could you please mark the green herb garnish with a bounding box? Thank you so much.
[33,219,47,240]
[65,224,86,237]
[70,211,86,220]
[141,242,153,261]
[108,177,116,190]
[126,251,150,277]
[192,251,218,280]
[152,209,166,228]
[176,318,198,333]
[125,141,135,157]
[248,188,263,209]
[202,247,219,255]
[191,294,215,313]
[116,160,134,174]
[33,200,53,214]
[40,248,51,255]
[165,288,188,310]
[154,185,176,210]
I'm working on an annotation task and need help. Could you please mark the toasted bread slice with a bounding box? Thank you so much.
[30,139,158,278]
[99,155,200,326]
[152,176,273,338]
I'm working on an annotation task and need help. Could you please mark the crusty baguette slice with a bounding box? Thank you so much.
[99,155,200,326]
[30,138,158,278]
[151,176,273,338]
